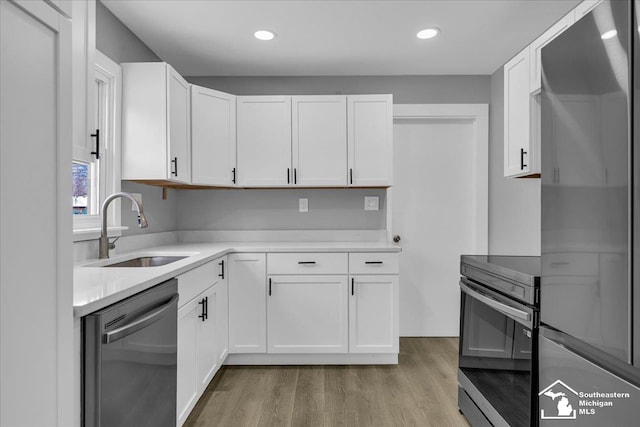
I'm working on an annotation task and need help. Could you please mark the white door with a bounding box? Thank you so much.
[167,64,191,183]
[267,275,348,353]
[196,285,217,392]
[349,275,399,353]
[236,96,292,187]
[292,95,347,186]
[347,95,393,186]
[191,86,236,186]
[228,253,267,353]
[393,117,479,336]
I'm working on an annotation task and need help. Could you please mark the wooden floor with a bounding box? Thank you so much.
[184,338,470,427]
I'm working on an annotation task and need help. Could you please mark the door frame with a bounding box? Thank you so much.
[390,104,489,254]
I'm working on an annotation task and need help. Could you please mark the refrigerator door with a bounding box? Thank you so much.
[539,328,640,426]
[540,0,631,363]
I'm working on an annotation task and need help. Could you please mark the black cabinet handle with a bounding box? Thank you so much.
[171,157,178,176]
[232,168,236,184]
[298,261,316,265]
[349,168,353,185]
[351,278,355,296]
[198,297,207,321]
[365,261,383,264]
[520,148,527,170]
[287,168,290,184]
[219,260,225,279]
[268,278,272,296]
[294,168,297,184]
[90,129,100,159]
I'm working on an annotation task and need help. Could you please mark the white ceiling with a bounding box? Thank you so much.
[102,0,581,77]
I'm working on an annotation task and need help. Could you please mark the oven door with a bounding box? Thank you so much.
[458,277,537,427]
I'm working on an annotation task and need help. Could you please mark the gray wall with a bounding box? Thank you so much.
[177,189,386,231]
[96,0,161,64]
[120,182,179,235]
[187,75,491,104]
[488,68,540,255]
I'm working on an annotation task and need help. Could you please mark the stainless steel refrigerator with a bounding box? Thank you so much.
[540,0,640,424]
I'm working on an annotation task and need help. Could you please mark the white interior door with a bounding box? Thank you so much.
[393,117,479,336]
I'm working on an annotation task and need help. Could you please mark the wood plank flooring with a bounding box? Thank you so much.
[184,338,470,427]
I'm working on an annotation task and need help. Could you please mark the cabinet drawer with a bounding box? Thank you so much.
[178,260,219,308]
[349,253,399,274]
[267,253,348,275]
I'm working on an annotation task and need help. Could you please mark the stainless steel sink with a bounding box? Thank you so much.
[103,256,188,268]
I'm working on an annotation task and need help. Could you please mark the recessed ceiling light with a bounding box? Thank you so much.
[601,29,617,40]
[254,30,276,41]
[416,28,440,40]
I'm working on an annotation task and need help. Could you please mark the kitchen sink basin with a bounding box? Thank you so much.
[102,256,188,268]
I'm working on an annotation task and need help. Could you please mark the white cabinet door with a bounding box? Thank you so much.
[349,275,399,353]
[196,286,218,393]
[292,96,347,186]
[236,96,292,187]
[167,65,191,183]
[191,86,236,186]
[228,253,267,353]
[529,12,575,94]
[347,95,393,187]
[216,256,229,365]
[122,62,191,183]
[267,275,348,353]
[504,48,534,177]
[177,298,199,427]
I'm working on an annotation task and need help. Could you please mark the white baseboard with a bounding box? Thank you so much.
[224,352,398,365]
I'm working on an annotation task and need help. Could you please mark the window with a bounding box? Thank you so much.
[73,50,121,239]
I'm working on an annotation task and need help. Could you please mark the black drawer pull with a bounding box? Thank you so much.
[365,261,383,264]
[298,261,316,265]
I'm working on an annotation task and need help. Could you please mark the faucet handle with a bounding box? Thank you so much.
[108,236,120,250]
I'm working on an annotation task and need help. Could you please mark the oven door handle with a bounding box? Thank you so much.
[460,281,531,322]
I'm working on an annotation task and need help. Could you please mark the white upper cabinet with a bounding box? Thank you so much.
[292,96,347,187]
[529,12,575,94]
[236,96,292,187]
[347,95,393,187]
[191,86,236,186]
[504,48,533,177]
[122,62,191,184]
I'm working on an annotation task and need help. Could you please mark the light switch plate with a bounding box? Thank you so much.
[364,196,379,211]
[131,193,142,211]
[299,198,309,213]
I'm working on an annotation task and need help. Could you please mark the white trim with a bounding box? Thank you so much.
[392,104,489,254]
[73,49,122,238]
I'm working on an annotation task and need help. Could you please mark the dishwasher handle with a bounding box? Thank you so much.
[103,294,179,344]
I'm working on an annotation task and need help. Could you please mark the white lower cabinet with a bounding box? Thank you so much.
[267,275,348,353]
[349,275,399,353]
[228,253,267,353]
[176,257,228,427]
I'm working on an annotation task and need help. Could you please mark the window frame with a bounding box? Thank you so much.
[73,50,122,241]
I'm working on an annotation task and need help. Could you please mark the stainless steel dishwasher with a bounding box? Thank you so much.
[83,279,178,427]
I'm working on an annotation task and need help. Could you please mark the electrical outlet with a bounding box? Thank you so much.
[299,198,309,213]
[131,193,142,211]
[364,196,379,211]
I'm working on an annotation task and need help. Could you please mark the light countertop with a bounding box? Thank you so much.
[74,241,400,317]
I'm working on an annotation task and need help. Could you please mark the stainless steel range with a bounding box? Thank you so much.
[458,255,541,427]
